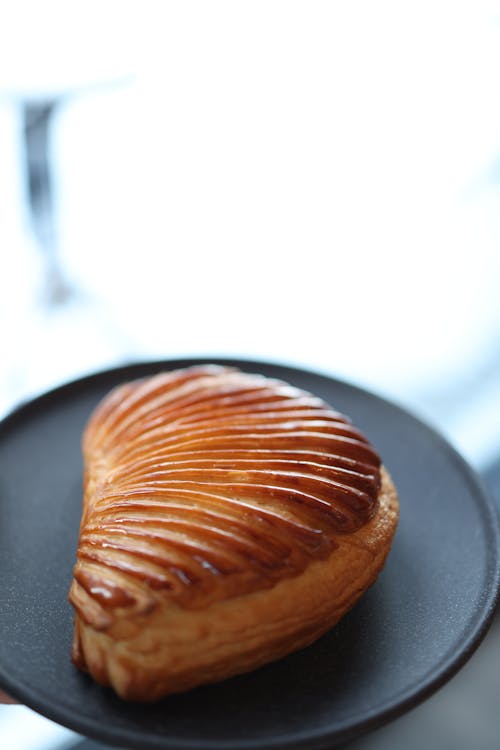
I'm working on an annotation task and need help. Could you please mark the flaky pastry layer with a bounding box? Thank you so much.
[69,366,399,700]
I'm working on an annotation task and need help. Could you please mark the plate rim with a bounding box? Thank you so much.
[0,356,499,749]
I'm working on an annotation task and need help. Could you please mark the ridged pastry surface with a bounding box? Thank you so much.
[70,365,382,623]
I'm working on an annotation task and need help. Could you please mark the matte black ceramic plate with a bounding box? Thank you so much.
[0,359,498,750]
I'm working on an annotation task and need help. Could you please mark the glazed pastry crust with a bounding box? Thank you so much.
[71,468,397,701]
[69,366,399,701]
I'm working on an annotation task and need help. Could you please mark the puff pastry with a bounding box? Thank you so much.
[69,365,398,701]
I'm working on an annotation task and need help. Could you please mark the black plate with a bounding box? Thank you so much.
[0,358,498,750]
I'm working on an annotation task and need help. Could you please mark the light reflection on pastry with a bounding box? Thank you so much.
[68,365,398,701]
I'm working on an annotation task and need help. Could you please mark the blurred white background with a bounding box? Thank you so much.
[1,1,500,748]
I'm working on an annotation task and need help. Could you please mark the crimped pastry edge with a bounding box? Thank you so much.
[72,466,399,701]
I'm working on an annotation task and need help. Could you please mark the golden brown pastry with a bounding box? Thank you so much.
[69,365,398,701]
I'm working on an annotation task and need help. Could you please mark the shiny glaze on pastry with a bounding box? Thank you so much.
[69,365,398,700]
[71,366,381,619]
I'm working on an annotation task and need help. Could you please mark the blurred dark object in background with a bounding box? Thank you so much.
[22,97,72,306]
